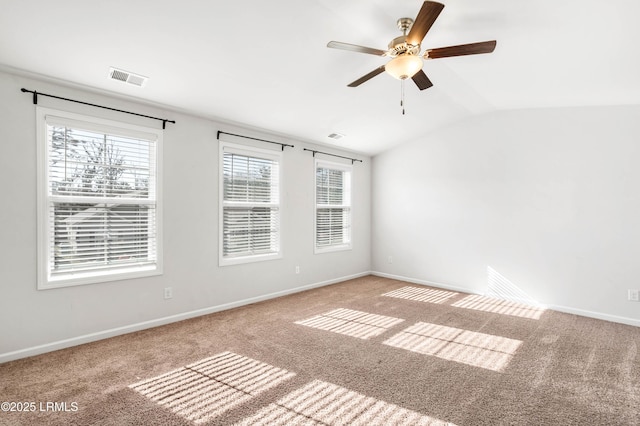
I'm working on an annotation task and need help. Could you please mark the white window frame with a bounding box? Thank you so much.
[314,159,352,254]
[36,107,163,289]
[219,142,283,266]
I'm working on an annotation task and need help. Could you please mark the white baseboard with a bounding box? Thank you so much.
[371,271,472,294]
[371,271,640,328]
[545,304,640,328]
[0,271,370,364]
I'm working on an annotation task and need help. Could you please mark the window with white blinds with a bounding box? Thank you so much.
[220,142,282,265]
[315,160,352,253]
[37,108,162,289]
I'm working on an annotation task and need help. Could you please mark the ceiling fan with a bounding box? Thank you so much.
[327,1,496,92]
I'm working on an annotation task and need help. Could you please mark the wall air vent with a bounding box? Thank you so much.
[108,67,148,87]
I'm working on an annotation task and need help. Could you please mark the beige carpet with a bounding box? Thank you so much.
[1,275,639,425]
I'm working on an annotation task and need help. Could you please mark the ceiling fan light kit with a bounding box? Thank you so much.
[385,55,423,80]
[327,1,497,112]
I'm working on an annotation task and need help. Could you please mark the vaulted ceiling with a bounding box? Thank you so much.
[1,0,638,155]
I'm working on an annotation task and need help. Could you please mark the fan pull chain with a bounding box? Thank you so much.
[400,79,405,115]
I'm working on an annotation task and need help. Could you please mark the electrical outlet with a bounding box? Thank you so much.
[388,256,393,264]
[164,287,173,299]
[295,266,300,274]
[628,289,639,302]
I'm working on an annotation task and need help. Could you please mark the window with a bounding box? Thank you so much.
[37,108,162,289]
[315,160,352,253]
[220,142,281,265]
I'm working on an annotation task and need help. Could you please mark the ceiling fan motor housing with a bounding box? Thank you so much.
[389,18,420,58]
[388,35,421,57]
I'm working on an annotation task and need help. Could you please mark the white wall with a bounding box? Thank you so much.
[0,70,371,361]
[372,106,640,325]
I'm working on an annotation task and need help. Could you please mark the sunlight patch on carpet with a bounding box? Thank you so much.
[452,294,546,320]
[235,379,456,426]
[383,322,522,372]
[129,351,295,424]
[382,286,458,304]
[295,308,404,340]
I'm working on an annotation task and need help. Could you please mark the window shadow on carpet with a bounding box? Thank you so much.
[383,322,523,372]
[452,294,546,320]
[235,379,456,426]
[382,286,459,304]
[129,351,295,425]
[294,308,404,340]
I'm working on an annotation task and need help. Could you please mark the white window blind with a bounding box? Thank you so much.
[315,160,352,252]
[37,108,162,289]
[220,143,281,265]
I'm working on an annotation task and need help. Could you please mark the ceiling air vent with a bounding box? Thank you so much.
[108,67,148,87]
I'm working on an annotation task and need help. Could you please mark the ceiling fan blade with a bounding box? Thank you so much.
[347,66,386,87]
[411,69,433,90]
[327,41,387,56]
[425,40,497,59]
[406,1,445,46]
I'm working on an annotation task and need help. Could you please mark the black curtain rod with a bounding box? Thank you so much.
[21,88,176,129]
[303,148,363,164]
[217,131,294,151]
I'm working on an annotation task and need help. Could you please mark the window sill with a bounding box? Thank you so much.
[314,244,352,255]
[219,252,282,267]
[38,264,162,290]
